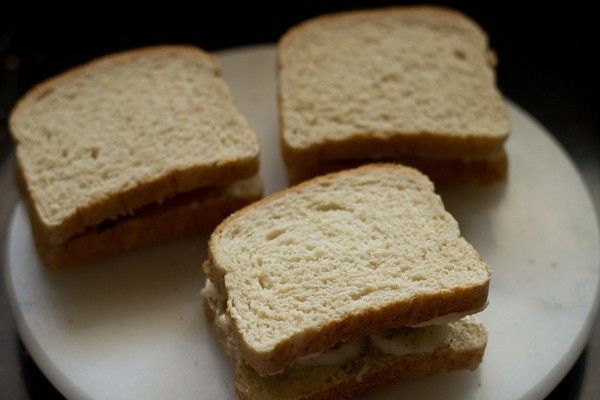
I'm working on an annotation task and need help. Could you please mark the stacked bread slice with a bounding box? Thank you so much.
[278,6,510,186]
[9,45,262,268]
[202,164,490,399]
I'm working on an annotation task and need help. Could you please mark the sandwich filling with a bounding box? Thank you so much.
[56,176,262,243]
[201,277,484,373]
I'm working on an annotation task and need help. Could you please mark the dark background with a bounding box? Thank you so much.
[1,1,598,399]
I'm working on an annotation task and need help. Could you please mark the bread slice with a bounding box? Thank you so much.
[203,163,491,377]
[9,45,260,246]
[205,296,486,400]
[28,176,262,269]
[278,6,510,181]
[286,150,508,186]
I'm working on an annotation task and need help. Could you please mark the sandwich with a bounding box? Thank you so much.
[9,45,262,268]
[277,6,510,186]
[202,163,490,399]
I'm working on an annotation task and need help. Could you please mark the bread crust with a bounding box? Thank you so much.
[204,163,491,376]
[15,154,260,246]
[279,6,488,48]
[285,151,508,186]
[280,131,507,167]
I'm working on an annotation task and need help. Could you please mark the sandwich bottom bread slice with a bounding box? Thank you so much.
[25,176,262,269]
[201,163,490,399]
[206,299,486,400]
[285,150,508,186]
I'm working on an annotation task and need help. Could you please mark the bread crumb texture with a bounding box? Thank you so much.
[210,164,490,354]
[10,46,259,232]
[279,7,509,150]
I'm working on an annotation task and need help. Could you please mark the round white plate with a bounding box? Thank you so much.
[4,44,600,400]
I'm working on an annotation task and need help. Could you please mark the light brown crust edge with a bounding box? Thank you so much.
[280,132,508,167]
[278,6,489,56]
[285,151,509,187]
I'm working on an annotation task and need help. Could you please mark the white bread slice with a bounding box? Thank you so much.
[204,163,490,377]
[278,6,510,168]
[9,45,260,246]
[205,297,486,400]
[27,176,262,269]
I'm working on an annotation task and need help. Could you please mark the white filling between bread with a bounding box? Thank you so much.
[201,278,481,369]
